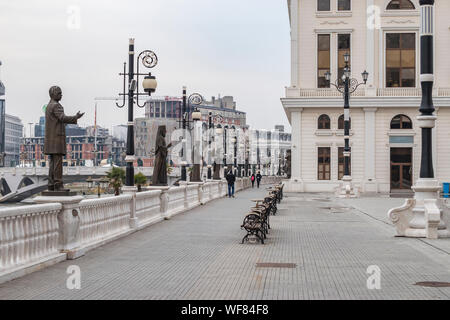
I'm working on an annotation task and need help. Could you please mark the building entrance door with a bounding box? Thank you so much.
[390,148,412,190]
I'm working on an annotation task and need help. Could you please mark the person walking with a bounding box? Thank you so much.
[256,171,262,188]
[226,170,236,198]
[251,173,255,188]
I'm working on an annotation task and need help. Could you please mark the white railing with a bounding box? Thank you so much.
[186,185,200,210]
[438,88,450,97]
[377,87,421,97]
[167,186,186,217]
[0,176,284,284]
[135,190,162,227]
[0,203,62,273]
[77,195,132,247]
[0,166,181,177]
[286,87,450,98]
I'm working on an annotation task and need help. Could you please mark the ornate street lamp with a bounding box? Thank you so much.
[214,124,224,180]
[325,52,368,198]
[179,89,204,181]
[116,38,158,188]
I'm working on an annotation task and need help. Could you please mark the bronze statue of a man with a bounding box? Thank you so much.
[152,125,172,186]
[44,86,84,191]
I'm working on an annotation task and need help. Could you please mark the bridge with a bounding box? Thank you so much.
[1,179,449,300]
[0,166,180,203]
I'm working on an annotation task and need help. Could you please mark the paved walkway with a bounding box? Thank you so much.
[0,189,449,300]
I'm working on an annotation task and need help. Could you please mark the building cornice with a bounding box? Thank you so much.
[281,96,450,123]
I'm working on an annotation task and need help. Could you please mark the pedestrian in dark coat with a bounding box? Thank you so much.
[256,172,262,188]
[226,170,236,198]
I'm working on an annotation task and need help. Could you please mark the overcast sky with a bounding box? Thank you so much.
[0,0,291,135]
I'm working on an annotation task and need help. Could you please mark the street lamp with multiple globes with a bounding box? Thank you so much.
[207,113,224,180]
[179,89,204,182]
[324,52,368,197]
[116,38,158,188]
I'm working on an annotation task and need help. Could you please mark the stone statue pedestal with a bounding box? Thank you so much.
[388,179,450,239]
[146,186,171,220]
[122,186,138,229]
[42,191,77,197]
[34,195,84,259]
[335,176,359,198]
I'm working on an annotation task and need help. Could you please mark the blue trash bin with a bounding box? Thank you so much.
[443,183,450,198]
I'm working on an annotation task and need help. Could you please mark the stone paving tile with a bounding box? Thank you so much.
[0,189,449,300]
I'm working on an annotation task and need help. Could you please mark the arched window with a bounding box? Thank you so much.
[318,114,331,130]
[391,114,413,129]
[338,115,351,130]
[387,0,415,10]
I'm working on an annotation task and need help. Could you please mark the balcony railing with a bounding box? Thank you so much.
[285,87,450,98]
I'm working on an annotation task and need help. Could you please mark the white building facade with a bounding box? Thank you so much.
[282,0,450,193]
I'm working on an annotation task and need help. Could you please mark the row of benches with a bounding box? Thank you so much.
[240,183,284,244]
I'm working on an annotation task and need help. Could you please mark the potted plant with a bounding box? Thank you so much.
[134,172,147,192]
[106,167,125,196]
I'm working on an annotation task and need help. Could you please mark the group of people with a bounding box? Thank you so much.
[225,170,262,198]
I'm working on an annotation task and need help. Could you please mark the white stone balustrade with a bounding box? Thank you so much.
[0,203,64,281]
[77,195,133,250]
[135,190,163,228]
[0,176,284,284]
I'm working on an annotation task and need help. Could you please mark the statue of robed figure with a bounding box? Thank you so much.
[152,125,172,186]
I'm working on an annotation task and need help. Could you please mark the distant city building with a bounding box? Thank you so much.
[5,114,23,167]
[135,95,247,166]
[20,123,124,167]
[34,116,45,137]
[249,126,291,175]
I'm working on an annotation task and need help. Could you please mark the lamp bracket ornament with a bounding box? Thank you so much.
[189,93,204,106]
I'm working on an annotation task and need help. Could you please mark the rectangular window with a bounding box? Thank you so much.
[338,0,351,11]
[338,147,351,180]
[318,147,331,180]
[338,34,351,85]
[318,0,331,11]
[386,33,416,87]
[148,102,154,118]
[318,34,331,88]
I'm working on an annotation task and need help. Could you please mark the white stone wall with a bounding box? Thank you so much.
[283,0,450,193]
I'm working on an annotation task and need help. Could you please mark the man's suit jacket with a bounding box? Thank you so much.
[44,101,78,155]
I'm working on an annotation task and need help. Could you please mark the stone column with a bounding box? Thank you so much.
[34,195,84,259]
[365,0,377,96]
[122,186,138,229]
[363,108,377,192]
[290,0,299,88]
[285,108,304,192]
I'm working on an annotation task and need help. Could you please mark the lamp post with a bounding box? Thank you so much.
[325,53,368,198]
[179,90,203,181]
[231,136,237,177]
[223,126,228,176]
[388,0,449,239]
[214,124,223,180]
[116,38,158,188]
[207,112,213,180]
[191,106,202,182]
